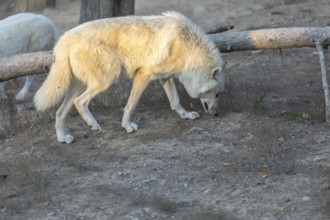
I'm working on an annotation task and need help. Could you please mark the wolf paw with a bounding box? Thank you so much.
[90,123,101,132]
[180,111,200,120]
[15,92,26,101]
[122,121,138,133]
[58,134,75,144]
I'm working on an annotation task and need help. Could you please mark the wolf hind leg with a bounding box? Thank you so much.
[71,49,121,133]
[73,73,118,132]
[74,86,104,132]
[160,77,200,119]
[56,78,85,144]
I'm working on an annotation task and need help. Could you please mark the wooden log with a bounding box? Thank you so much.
[209,27,330,52]
[0,51,53,82]
[316,40,330,122]
[2,27,330,82]
[1,26,330,121]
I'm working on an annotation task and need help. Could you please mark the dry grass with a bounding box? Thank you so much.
[50,144,100,173]
[181,207,236,220]
[0,93,20,139]
[129,194,178,214]
[0,92,50,140]
[0,154,49,214]
[223,119,297,176]
[129,194,236,218]
[246,121,296,175]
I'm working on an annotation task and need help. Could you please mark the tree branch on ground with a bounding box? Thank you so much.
[0,26,330,121]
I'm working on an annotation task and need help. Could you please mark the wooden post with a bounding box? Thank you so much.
[316,41,330,122]
[113,0,134,16]
[79,0,134,24]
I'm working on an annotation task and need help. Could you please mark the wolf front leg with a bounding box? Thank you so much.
[160,77,200,119]
[56,80,85,144]
[122,73,151,133]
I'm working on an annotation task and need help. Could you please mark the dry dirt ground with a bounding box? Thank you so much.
[1,0,330,219]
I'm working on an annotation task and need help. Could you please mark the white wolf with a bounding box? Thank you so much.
[34,11,225,144]
[0,13,58,101]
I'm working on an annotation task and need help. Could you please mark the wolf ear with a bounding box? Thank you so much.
[212,67,222,80]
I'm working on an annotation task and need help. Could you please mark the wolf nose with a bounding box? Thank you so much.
[214,113,219,116]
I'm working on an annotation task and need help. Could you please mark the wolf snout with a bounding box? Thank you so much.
[207,109,220,116]
[203,102,220,116]
[210,110,220,116]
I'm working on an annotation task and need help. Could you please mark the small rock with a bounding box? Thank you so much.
[47,212,55,216]
[313,156,325,162]
[302,196,311,201]
[261,213,278,220]
[215,143,225,148]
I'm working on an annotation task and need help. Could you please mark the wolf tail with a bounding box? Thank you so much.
[34,43,72,111]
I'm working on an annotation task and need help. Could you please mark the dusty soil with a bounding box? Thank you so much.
[1,0,330,219]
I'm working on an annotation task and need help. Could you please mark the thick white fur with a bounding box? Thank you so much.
[34,11,225,144]
[0,13,58,101]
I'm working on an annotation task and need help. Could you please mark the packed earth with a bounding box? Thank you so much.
[1,0,330,219]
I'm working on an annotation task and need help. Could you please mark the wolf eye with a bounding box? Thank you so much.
[216,93,220,98]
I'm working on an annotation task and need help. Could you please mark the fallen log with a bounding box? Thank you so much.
[0,51,53,82]
[2,26,330,81]
[1,26,330,121]
[209,27,330,52]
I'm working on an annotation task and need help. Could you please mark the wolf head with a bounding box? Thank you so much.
[167,11,226,116]
[199,66,224,116]
[179,61,226,116]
